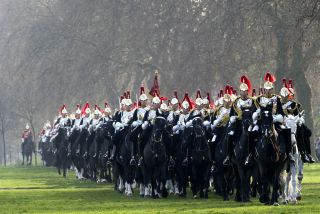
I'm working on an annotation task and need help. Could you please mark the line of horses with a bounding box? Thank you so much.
[38,107,309,205]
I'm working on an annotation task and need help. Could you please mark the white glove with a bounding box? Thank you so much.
[252,111,260,121]
[142,121,149,130]
[211,135,217,142]
[211,119,219,130]
[273,114,284,123]
[203,120,210,127]
[132,121,139,128]
[21,138,24,143]
[177,121,183,126]
[186,120,192,128]
[172,125,180,132]
[229,116,236,124]
[115,122,124,131]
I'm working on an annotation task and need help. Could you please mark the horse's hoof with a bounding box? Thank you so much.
[273,202,279,206]
[297,195,302,201]
[291,199,297,205]
[193,195,198,199]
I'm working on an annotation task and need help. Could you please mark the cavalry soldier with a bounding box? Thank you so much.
[54,105,71,128]
[110,98,134,162]
[71,104,82,130]
[224,76,256,166]
[130,87,149,166]
[88,105,102,133]
[138,96,165,166]
[282,79,315,163]
[100,103,112,123]
[79,102,92,130]
[22,123,33,144]
[210,92,233,170]
[250,72,295,164]
[186,90,203,124]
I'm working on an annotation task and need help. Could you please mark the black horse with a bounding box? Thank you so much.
[255,107,287,205]
[213,125,234,201]
[22,135,34,165]
[53,126,70,177]
[38,135,55,166]
[97,120,114,183]
[189,117,211,199]
[142,117,169,198]
[233,109,253,202]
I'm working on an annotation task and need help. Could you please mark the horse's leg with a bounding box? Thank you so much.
[271,169,280,206]
[297,157,304,200]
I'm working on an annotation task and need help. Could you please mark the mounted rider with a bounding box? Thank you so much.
[22,123,33,145]
[248,72,295,165]
[110,95,134,162]
[281,79,315,163]
[138,94,165,166]
[224,75,256,166]
[210,90,233,170]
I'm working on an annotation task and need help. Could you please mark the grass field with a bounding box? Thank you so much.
[0,164,320,214]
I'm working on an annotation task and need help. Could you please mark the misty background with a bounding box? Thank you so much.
[0,0,320,165]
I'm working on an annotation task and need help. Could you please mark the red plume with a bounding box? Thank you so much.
[206,92,211,103]
[196,89,202,99]
[123,92,127,99]
[183,92,194,109]
[60,104,66,113]
[264,71,276,83]
[120,95,124,101]
[288,79,293,89]
[282,78,287,87]
[76,104,80,109]
[126,91,130,99]
[81,102,90,116]
[140,86,145,95]
[105,102,108,108]
[240,75,252,93]
[224,85,233,95]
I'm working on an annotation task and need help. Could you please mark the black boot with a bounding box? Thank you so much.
[245,131,257,167]
[307,154,315,163]
[300,152,310,163]
[223,135,233,166]
[109,145,116,161]
[138,138,145,167]
[168,156,175,170]
[283,128,295,163]
[129,141,136,166]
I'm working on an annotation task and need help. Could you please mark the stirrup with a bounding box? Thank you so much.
[130,158,136,166]
[138,157,144,167]
[223,156,231,166]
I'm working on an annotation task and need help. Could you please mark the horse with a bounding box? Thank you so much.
[255,107,287,205]
[168,127,189,197]
[213,125,234,201]
[280,115,304,204]
[233,108,253,202]
[142,116,169,198]
[53,126,70,177]
[189,117,211,199]
[96,120,114,183]
[38,134,55,166]
[22,135,34,165]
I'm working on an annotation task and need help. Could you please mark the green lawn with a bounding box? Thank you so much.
[0,164,319,214]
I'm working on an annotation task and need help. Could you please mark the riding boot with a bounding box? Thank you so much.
[296,125,309,163]
[245,131,257,166]
[223,135,233,166]
[129,140,136,166]
[109,144,116,161]
[303,125,315,163]
[138,138,145,167]
[282,128,295,163]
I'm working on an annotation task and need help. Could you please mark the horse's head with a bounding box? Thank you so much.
[241,109,253,129]
[260,106,274,137]
[192,117,204,138]
[152,117,166,142]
